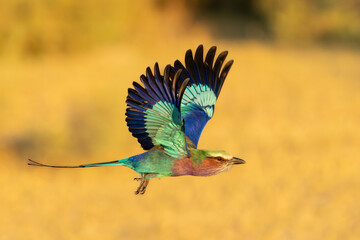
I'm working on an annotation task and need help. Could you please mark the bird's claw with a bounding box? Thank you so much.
[135,182,148,195]
[134,173,149,195]
[135,188,145,195]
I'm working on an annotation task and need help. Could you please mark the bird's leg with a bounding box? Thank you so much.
[134,173,150,195]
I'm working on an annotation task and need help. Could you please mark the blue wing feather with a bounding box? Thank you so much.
[183,110,211,147]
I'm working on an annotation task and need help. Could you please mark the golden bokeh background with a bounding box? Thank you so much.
[1,1,360,239]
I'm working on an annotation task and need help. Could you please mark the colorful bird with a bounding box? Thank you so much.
[28,45,246,194]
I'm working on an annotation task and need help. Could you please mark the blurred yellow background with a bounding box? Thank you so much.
[1,0,360,239]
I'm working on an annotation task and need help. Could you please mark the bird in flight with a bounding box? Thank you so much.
[28,45,246,194]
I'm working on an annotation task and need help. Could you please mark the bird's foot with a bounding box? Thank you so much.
[135,179,149,195]
[134,173,150,195]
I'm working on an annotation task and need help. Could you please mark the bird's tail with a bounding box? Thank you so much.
[28,158,129,168]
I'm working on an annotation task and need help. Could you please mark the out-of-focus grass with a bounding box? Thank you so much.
[2,0,360,59]
[1,42,360,240]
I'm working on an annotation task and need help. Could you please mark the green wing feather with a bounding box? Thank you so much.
[126,64,190,158]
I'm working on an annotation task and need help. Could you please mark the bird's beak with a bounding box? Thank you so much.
[231,157,246,165]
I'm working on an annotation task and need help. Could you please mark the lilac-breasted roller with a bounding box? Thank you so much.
[28,45,246,194]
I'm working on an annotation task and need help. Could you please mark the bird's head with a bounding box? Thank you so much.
[207,150,245,164]
[198,150,245,173]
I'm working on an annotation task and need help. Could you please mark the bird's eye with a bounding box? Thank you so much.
[215,157,222,161]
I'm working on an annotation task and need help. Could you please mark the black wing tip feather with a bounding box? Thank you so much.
[175,45,233,97]
[195,45,204,57]
[221,59,234,79]
[178,78,190,102]
[153,62,161,80]
[205,46,217,68]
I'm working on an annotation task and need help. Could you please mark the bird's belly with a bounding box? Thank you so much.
[171,157,194,176]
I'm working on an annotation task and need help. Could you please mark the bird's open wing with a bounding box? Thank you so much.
[173,45,233,147]
[172,45,234,147]
[126,64,190,158]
